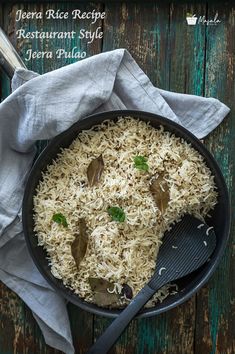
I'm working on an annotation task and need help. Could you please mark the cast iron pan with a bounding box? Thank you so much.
[22,110,230,318]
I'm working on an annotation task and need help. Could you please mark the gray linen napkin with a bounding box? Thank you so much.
[0,49,230,353]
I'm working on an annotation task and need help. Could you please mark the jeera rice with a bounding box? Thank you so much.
[33,117,217,308]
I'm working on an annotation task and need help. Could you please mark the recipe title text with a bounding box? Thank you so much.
[16,9,106,61]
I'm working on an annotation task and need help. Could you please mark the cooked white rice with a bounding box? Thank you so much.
[33,117,217,307]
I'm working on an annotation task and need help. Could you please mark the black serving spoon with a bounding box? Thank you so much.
[87,215,216,354]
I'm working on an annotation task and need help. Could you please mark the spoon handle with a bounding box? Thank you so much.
[0,27,26,78]
[86,284,156,354]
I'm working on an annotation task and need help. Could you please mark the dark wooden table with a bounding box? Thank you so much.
[0,1,234,353]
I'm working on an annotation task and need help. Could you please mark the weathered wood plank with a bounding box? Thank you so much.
[0,3,11,99]
[169,9,207,350]
[0,244,61,345]
[93,2,205,353]
[94,2,170,352]
[0,5,28,354]
[0,1,104,353]
[170,2,207,95]
[103,1,170,88]
[165,3,207,353]
[137,3,206,354]
[68,303,93,354]
[195,4,235,354]
[0,284,26,354]
[24,303,62,354]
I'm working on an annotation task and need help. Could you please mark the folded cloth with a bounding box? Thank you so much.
[0,48,230,353]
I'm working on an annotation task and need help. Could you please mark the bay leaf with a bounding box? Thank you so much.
[150,173,170,214]
[89,278,120,307]
[87,154,104,187]
[71,218,88,269]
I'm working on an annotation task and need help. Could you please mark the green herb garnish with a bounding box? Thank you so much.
[52,213,68,227]
[133,155,149,172]
[107,207,126,222]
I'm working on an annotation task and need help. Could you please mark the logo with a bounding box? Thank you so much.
[186,13,197,25]
[186,12,221,26]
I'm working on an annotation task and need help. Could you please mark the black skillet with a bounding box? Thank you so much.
[22,110,230,318]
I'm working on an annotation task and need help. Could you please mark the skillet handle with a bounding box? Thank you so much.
[0,27,26,78]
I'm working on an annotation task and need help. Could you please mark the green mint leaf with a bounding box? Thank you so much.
[138,163,149,171]
[133,155,149,172]
[52,213,68,228]
[107,207,126,222]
